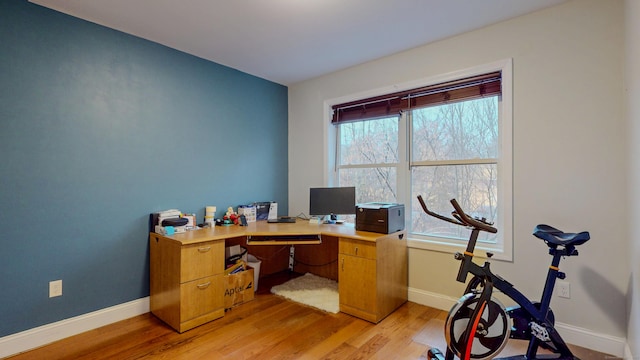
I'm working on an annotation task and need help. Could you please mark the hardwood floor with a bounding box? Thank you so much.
[6,293,617,360]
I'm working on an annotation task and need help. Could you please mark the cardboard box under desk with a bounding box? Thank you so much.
[224,266,255,309]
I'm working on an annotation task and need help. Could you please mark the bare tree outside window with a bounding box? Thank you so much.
[411,97,498,243]
[337,96,499,244]
[338,117,399,204]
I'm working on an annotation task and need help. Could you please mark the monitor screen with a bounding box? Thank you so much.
[309,186,356,217]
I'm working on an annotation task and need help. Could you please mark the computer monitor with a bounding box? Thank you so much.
[309,186,356,221]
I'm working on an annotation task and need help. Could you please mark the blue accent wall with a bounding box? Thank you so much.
[0,1,288,336]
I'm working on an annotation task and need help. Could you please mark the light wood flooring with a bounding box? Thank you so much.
[6,291,617,360]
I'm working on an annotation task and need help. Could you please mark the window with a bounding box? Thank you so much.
[337,116,399,204]
[328,60,512,260]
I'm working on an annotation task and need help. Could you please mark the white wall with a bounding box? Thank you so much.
[289,0,628,354]
[625,0,640,357]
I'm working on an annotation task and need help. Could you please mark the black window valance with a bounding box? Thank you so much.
[331,71,501,124]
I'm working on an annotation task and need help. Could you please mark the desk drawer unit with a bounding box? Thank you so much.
[150,234,225,333]
[338,233,407,323]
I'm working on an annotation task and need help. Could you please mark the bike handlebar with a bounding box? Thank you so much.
[449,199,497,234]
[417,195,465,226]
[416,195,497,234]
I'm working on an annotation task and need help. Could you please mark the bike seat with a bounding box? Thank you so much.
[533,224,590,247]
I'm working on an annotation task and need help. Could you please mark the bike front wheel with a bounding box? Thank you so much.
[445,293,511,360]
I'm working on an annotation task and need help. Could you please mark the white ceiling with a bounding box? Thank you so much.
[30,0,565,85]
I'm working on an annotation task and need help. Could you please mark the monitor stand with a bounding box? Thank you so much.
[323,214,338,224]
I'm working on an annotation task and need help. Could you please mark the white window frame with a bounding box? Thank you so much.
[325,59,513,261]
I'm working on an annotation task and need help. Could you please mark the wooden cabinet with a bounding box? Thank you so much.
[338,232,407,323]
[149,234,225,333]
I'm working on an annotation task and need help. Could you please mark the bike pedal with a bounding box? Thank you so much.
[427,348,445,360]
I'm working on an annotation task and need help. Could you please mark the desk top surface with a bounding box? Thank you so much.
[152,220,405,245]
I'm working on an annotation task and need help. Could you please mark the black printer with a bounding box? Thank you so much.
[355,203,405,234]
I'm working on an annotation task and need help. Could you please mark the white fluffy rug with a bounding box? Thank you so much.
[270,273,339,313]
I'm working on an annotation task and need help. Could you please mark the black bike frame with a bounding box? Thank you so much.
[458,227,575,358]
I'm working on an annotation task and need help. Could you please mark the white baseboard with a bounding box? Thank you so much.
[408,286,459,312]
[408,287,627,358]
[555,321,627,358]
[0,297,150,359]
[624,343,634,360]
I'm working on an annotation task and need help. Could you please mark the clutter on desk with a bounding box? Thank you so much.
[220,206,240,225]
[156,208,180,223]
[150,209,198,235]
[215,207,249,226]
[237,205,256,222]
[150,209,184,234]
[151,201,282,235]
[181,213,196,227]
[268,202,278,220]
[161,217,188,227]
[253,202,270,220]
[204,206,216,226]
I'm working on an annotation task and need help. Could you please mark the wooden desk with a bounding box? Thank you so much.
[149,221,407,332]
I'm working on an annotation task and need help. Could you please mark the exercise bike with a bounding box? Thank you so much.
[417,196,589,360]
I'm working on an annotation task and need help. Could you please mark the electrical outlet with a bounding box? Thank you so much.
[557,280,570,299]
[49,280,62,298]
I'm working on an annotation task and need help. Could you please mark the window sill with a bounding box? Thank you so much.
[407,236,512,262]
